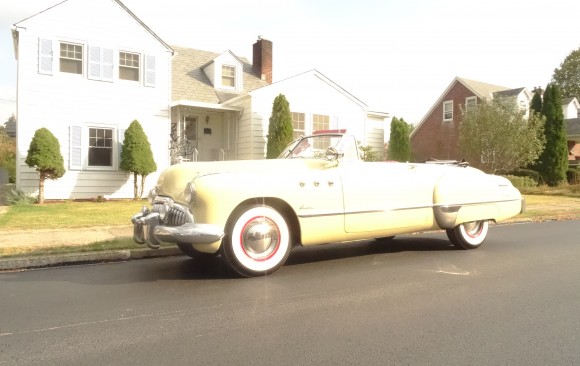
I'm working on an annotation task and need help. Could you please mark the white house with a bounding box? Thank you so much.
[12,0,173,200]
[12,1,388,200]
[169,39,387,163]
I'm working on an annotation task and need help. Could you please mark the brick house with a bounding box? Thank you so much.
[410,77,531,162]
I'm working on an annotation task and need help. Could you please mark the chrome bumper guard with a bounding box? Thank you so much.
[131,209,224,250]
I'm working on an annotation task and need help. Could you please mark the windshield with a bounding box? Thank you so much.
[277,134,360,161]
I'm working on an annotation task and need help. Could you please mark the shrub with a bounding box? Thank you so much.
[566,168,580,185]
[503,175,538,190]
[510,168,543,185]
[4,188,37,206]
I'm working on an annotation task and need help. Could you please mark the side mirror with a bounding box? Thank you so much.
[325,147,344,161]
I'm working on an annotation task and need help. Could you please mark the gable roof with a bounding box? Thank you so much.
[411,77,511,138]
[12,0,173,54]
[494,87,526,98]
[171,45,269,104]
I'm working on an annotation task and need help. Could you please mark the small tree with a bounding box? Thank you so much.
[387,117,411,162]
[551,47,580,100]
[120,120,157,200]
[0,125,16,183]
[537,84,568,186]
[266,94,293,159]
[25,128,65,204]
[459,98,545,174]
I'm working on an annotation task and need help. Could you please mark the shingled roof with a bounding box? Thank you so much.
[567,118,580,137]
[171,45,269,104]
[457,77,510,99]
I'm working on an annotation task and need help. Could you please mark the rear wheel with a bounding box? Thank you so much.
[446,220,489,250]
[221,205,292,277]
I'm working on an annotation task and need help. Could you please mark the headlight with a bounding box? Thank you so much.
[184,182,196,205]
[148,187,158,205]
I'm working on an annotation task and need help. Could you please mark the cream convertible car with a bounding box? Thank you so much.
[132,132,524,277]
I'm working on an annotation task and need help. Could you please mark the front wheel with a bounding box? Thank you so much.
[221,205,292,277]
[446,220,489,250]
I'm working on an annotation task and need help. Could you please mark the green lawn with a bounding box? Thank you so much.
[0,200,145,230]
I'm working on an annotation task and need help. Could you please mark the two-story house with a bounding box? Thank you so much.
[12,0,173,200]
[12,0,388,200]
[410,77,531,162]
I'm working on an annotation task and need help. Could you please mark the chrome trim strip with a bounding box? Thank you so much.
[296,198,521,219]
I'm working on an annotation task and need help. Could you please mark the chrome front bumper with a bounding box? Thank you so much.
[131,206,224,249]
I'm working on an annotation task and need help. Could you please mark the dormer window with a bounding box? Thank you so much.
[222,65,235,88]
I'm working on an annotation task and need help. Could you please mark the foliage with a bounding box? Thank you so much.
[551,47,580,100]
[266,94,294,159]
[120,120,157,200]
[530,88,543,114]
[459,97,545,174]
[567,168,580,185]
[25,128,65,204]
[509,168,543,185]
[359,144,382,162]
[387,117,412,162]
[3,188,37,206]
[0,126,16,183]
[537,84,568,186]
[502,175,538,190]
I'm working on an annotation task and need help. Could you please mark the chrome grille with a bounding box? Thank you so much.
[152,201,192,226]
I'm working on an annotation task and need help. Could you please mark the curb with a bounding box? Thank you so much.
[0,247,183,271]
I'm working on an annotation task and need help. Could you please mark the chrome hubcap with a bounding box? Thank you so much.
[241,217,280,260]
[463,221,483,237]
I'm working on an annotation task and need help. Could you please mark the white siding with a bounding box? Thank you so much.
[15,0,172,200]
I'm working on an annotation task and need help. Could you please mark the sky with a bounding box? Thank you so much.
[1,0,580,126]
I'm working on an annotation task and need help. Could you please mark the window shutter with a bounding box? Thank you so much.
[88,46,101,80]
[118,128,125,170]
[70,126,82,170]
[102,48,114,82]
[144,54,155,87]
[38,38,53,75]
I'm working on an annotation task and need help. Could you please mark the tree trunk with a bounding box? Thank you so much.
[38,172,45,204]
[139,175,146,199]
[133,172,138,200]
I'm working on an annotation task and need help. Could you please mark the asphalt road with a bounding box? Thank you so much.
[1,221,579,365]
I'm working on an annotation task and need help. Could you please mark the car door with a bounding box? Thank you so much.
[340,161,433,233]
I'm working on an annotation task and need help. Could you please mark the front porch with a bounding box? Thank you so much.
[170,103,242,164]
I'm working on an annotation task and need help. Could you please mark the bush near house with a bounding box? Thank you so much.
[120,120,157,200]
[509,168,543,185]
[25,127,65,204]
[266,94,293,159]
[567,168,580,185]
[0,128,16,183]
[503,175,538,190]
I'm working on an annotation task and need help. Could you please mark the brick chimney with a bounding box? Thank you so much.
[252,36,273,84]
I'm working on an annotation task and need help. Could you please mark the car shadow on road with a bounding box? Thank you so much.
[285,236,455,267]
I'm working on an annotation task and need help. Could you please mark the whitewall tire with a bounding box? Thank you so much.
[446,220,489,250]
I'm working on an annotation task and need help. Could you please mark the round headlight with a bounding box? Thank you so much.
[148,187,158,205]
[184,182,196,205]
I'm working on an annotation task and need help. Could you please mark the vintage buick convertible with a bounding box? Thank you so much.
[132,132,524,277]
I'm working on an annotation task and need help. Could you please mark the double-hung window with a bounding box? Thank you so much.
[119,52,140,81]
[60,42,83,74]
[465,96,477,110]
[291,112,305,139]
[443,100,453,121]
[222,65,235,88]
[88,128,114,167]
[312,114,330,149]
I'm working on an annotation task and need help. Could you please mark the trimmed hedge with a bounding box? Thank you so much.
[509,168,542,185]
[503,175,538,190]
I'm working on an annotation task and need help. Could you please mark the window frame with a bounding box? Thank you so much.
[59,41,84,75]
[70,125,119,171]
[443,100,453,122]
[465,96,477,110]
[119,51,141,82]
[291,112,305,139]
[221,64,236,89]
